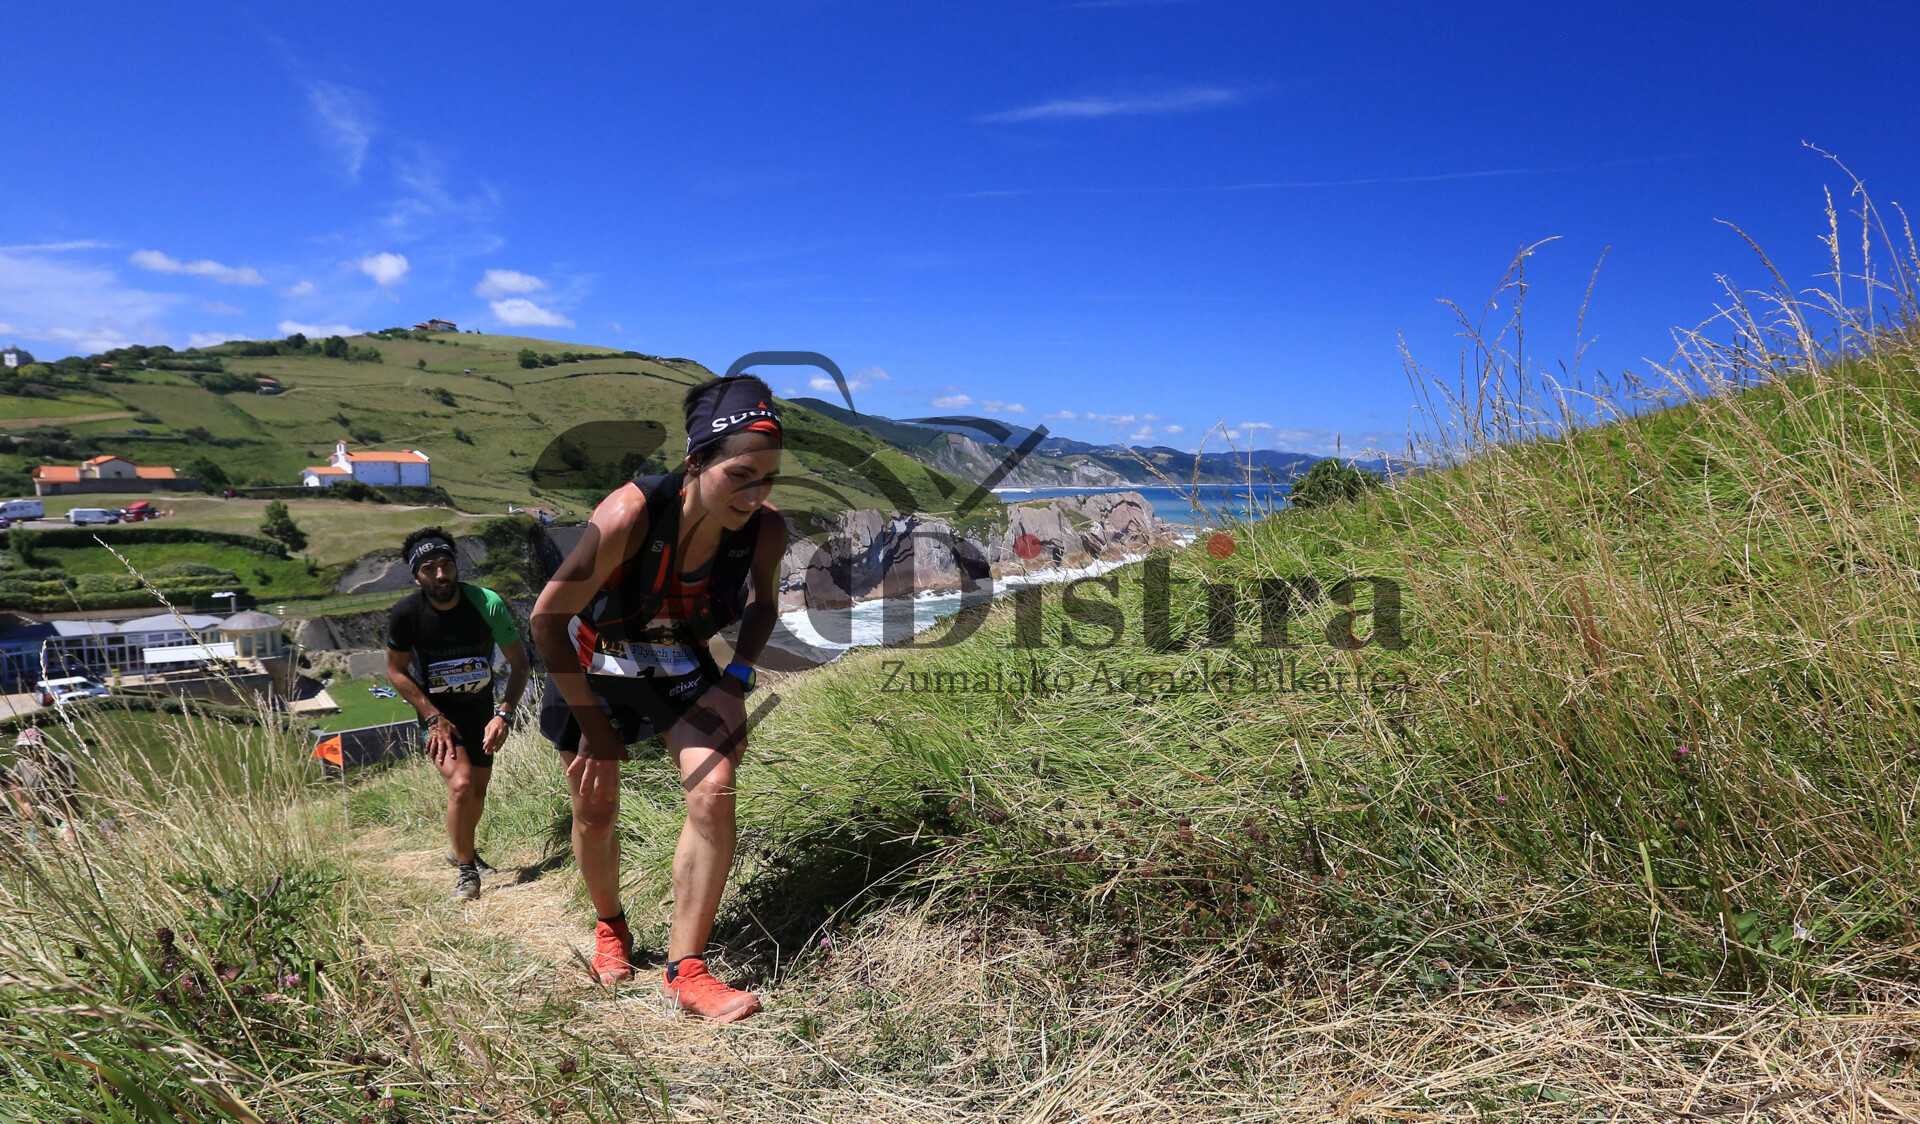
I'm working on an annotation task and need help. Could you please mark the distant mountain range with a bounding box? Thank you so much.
[790,398,1384,488]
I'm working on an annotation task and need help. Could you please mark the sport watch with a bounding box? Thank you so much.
[723,662,757,694]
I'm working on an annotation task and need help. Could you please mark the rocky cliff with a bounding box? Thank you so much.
[777,491,1171,610]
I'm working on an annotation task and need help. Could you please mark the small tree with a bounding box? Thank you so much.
[1286,458,1381,511]
[184,456,229,493]
[322,335,349,359]
[282,332,308,350]
[260,501,307,551]
[517,348,540,369]
[415,358,426,369]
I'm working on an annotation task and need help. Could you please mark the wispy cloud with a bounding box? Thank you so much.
[202,300,244,315]
[931,393,974,409]
[810,365,889,393]
[958,154,1703,198]
[982,400,1027,414]
[978,86,1239,124]
[1,240,114,253]
[129,250,265,286]
[489,298,572,328]
[278,319,357,338]
[282,280,318,298]
[0,248,181,354]
[309,80,375,180]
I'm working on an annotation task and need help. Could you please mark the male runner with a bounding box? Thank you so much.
[387,527,530,900]
[532,374,786,1022]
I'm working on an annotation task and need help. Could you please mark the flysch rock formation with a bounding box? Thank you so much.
[777,491,1172,611]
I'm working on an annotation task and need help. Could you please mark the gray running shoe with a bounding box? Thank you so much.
[446,851,497,877]
[453,863,482,901]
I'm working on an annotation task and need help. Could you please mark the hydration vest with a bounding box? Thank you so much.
[571,473,765,663]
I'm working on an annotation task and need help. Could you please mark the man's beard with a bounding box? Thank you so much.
[426,577,456,599]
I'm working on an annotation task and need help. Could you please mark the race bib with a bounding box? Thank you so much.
[573,617,700,677]
[425,655,492,694]
[586,640,702,678]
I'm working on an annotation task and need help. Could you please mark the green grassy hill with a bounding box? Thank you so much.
[0,332,983,529]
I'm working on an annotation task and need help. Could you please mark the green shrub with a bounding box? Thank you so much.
[1285,458,1381,510]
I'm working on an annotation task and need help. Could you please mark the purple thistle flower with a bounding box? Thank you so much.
[1676,745,1691,756]
[1495,794,1507,806]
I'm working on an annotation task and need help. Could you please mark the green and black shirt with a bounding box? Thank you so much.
[386,583,521,731]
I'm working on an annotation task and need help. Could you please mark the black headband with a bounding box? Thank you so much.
[407,537,456,574]
[686,379,783,459]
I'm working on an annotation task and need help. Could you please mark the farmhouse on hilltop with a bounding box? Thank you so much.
[412,319,457,332]
[302,441,431,488]
[31,455,198,496]
[1,347,34,369]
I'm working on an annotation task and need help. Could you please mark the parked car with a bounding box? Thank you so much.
[120,501,157,522]
[0,499,44,521]
[35,677,111,708]
[66,508,118,525]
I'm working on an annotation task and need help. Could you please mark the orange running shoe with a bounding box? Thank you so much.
[662,958,761,1023]
[593,919,635,984]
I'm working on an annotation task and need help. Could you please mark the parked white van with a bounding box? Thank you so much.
[0,499,45,521]
[34,677,111,707]
[67,508,118,526]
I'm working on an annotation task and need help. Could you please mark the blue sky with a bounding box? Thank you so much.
[3,1,1917,456]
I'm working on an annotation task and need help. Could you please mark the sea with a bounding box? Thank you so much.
[769,483,1281,660]
[991,482,1290,527]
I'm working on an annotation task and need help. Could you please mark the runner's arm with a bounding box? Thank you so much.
[529,484,649,759]
[385,646,442,724]
[498,639,529,712]
[726,507,788,670]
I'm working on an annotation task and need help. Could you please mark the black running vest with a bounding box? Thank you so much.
[572,473,764,657]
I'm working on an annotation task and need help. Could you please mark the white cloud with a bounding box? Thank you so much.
[1044,410,1079,421]
[202,300,243,315]
[780,385,801,397]
[931,393,974,409]
[475,269,547,299]
[129,249,265,286]
[282,280,318,298]
[358,252,409,286]
[489,298,573,328]
[0,248,180,355]
[1129,428,1155,442]
[309,81,374,180]
[1238,421,1274,430]
[1163,424,1184,434]
[981,400,1027,414]
[188,332,241,349]
[277,320,356,338]
[978,87,1240,124]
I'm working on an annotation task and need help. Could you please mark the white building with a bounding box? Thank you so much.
[2,347,34,369]
[301,441,431,487]
[44,613,226,676]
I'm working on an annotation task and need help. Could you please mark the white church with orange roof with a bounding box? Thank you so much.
[301,441,431,488]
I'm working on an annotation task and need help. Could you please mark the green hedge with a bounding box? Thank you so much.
[228,483,455,507]
[9,527,290,561]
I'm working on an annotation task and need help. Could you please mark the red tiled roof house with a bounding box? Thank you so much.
[31,456,193,496]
